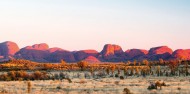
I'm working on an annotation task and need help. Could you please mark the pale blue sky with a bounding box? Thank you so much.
[0,0,189,51]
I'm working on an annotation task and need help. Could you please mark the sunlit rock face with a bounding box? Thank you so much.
[100,44,125,62]
[147,46,173,60]
[83,56,100,63]
[0,41,19,57]
[172,49,190,60]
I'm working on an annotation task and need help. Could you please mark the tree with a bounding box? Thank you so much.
[156,66,161,76]
[7,71,16,80]
[33,71,43,80]
[133,60,137,66]
[110,65,116,75]
[90,67,94,76]
[77,61,88,71]
[60,59,67,66]
[143,59,149,66]
[126,61,131,66]
[106,67,110,75]
[159,59,164,65]
[184,61,189,76]
[168,60,179,76]
[135,67,140,76]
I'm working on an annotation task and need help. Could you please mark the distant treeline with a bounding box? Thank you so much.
[0,59,189,81]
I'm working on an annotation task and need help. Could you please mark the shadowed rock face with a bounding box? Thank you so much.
[172,49,190,60]
[125,49,148,60]
[74,50,99,61]
[16,43,76,62]
[15,43,50,62]
[0,41,19,57]
[100,44,125,62]
[148,46,173,60]
[46,50,76,62]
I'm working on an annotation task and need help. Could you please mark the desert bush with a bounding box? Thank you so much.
[32,71,43,80]
[110,65,116,75]
[114,81,120,85]
[123,88,133,94]
[106,67,110,75]
[120,76,124,80]
[7,71,16,80]
[155,81,162,89]
[66,78,72,83]
[147,81,166,90]
[84,72,91,78]
[54,73,59,79]
[60,59,67,66]
[147,82,157,90]
[0,89,8,93]
[77,61,89,71]
[56,86,62,89]
[115,74,119,77]
[90,67,94,76]
[59,72,65,79]
[79,79,87,84]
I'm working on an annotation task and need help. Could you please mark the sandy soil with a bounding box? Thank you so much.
[0,76,189,94]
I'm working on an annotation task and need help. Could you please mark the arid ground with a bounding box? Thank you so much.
[0,75,190,94]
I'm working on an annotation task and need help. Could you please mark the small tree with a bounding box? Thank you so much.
[159,59,164,65]
[133,60,137,66]
[110,65,116,75]
[184,61,189,76]
[60,59,67,66]
[33,71,43,80]
[126,61,131,66]
[77,61,88,71]
[106,67,110,75]
[168,60,178,76]
[90,67,94,76]
[143,59,149,66]
[135,67,140,76]
[156,66,161,76]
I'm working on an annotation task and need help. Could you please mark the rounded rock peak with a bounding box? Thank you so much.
[172,49,190,60]
[101,44,123,55]
[0,41,19,56]
[148,46,173,55]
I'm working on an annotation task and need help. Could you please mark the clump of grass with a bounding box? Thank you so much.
[56,86,62,89]
[1,89,8,93]
[79,79,87,84]
[120,76,124,80]
[66,78,72,83]
[123,88,133,94]
[177,87,181,90]
[147,80,167,90]
[161,82,167,86]
[114,81,120,85]
[115,74,119,77]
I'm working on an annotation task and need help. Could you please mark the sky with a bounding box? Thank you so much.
[0,0,190,51]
